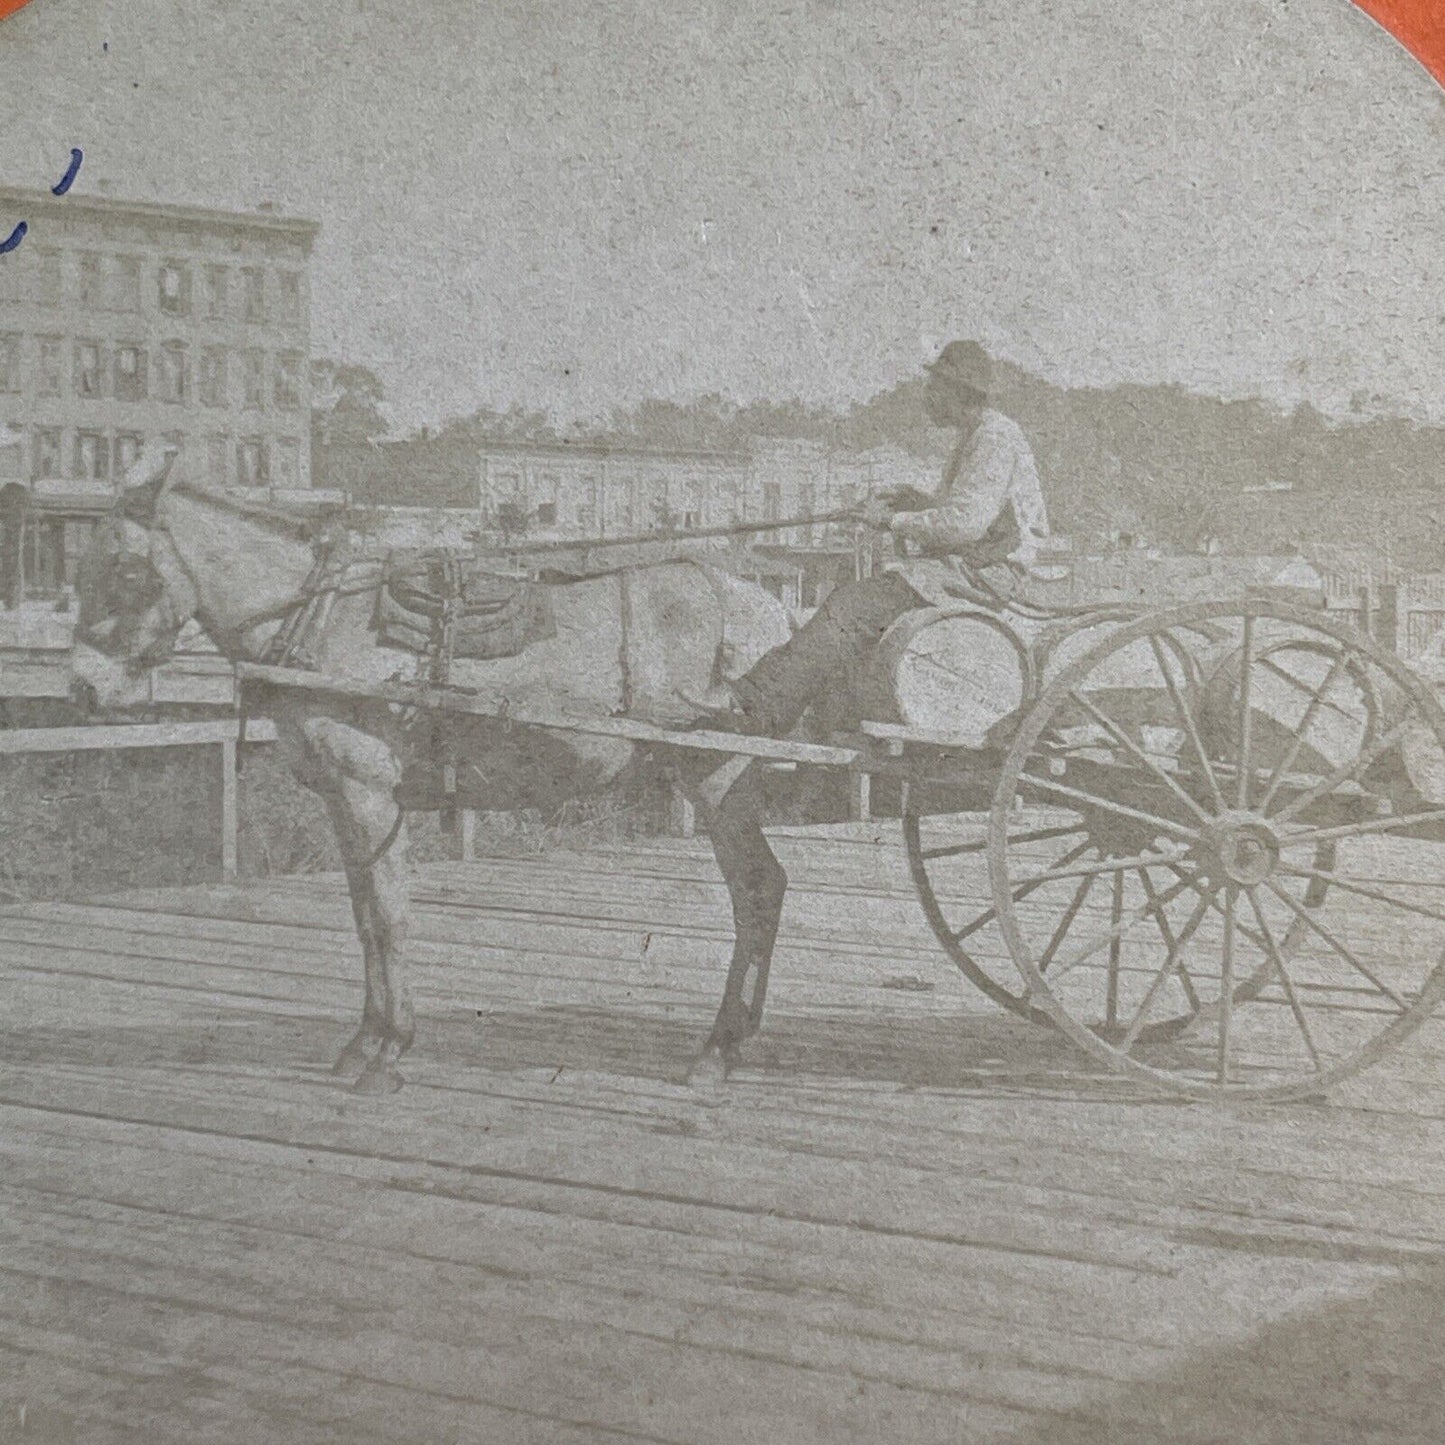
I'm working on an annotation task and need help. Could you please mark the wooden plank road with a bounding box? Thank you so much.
[0,821,1443,1442]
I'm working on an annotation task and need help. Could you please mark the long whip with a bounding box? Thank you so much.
[482,507,864,555]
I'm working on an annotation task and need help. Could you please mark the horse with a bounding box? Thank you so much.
[75,457,796,1095]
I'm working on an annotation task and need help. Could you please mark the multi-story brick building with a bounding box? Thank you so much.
[0,185,318,498]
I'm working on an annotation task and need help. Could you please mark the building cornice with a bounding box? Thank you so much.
[0,186,320,248]
[472,439,749,466]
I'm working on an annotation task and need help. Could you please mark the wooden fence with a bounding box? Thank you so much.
[0,719,277,880]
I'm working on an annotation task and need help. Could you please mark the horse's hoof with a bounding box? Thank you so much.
[687,1047,732,1093]
[331,1043,372,1079]
[353,1063,405,1096]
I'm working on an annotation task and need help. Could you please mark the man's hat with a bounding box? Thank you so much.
[926,340,992,394]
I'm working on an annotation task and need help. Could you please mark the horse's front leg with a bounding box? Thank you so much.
[324,773,413,1094]
[296,713,414,1094]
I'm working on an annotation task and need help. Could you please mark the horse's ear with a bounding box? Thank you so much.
[118,443,181,519]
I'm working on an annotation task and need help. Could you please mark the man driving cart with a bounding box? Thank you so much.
[694,339,1050,735]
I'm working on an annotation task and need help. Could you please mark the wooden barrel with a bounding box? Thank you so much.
[858,606,1036,747]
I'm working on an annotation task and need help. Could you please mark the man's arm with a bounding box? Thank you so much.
[888,426,1014,549]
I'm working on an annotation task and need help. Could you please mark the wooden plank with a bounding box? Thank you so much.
[8,836,1445,1442]
[0,719,277,755]
[235,660,861,765]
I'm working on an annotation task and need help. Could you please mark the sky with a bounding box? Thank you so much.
[0,0,1443,432]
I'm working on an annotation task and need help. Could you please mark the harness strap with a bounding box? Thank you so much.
[361,802,407,869]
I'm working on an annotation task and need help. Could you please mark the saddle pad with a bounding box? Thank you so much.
[375,552,556,661]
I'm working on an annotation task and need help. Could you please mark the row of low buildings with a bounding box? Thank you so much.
[318,432,944,549]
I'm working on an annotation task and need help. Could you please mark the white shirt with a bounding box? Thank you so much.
[878,410,1051,606]
[890,410,1049,569]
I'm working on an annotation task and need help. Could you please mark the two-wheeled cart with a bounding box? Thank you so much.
[242,590,1445,1101]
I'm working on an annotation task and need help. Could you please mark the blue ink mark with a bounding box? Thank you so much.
[53,149,83,196]
[0,222,26,255]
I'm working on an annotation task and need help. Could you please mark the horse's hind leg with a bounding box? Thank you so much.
[689,763,787,1086]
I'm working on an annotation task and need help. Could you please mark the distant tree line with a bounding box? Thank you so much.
[311,356,1445,566]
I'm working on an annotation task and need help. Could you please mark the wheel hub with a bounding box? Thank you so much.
[1196,810,1280,886]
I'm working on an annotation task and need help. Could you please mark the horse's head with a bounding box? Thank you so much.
[76,443,197,671]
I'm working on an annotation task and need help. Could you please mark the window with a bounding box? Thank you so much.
[24,521,66,597]
[0,333,19,393]
[75,431,109,481]
[114,344,147,402]
[204,265,228,321]
[535,501,557,527]
[78,252,104,307]
[115,433,144,477]
[207,434,230,486]
[574,475,598,532]
[277,271,301,324]
[158,260,191,316]
[762,482,782,522]
[242,349,265,408]
[274,352,301,410]
[38,337,63,396]
[682,480,704,531]
[237,438,268,487]
[241,267,266,323]
[35,249,61,305]
[108,255,142,312]
[74,341,104,399]
[156,341,189,403]
[33,427,62,480]
[274,437,300,489]
[199,347,227,407]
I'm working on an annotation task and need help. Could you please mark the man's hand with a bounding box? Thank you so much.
[878,484,935,513]
[850,495,896,529]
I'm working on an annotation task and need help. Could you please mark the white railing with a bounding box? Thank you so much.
[0,719,277,880]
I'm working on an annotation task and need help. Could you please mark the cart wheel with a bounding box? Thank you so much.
[989,598,1445,1100]
[903,627,1224,1024]
[904,800,1056,1025]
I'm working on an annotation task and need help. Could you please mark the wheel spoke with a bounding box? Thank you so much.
[1017,771,1198,842]
[1009,843,1193,890]
[1137,867,1201,1011]
[1269,720,1409,826]
[1067,689,1212,823]
[1047,873,1197,982]
[1218,885,1238,1083]
[921,822,1082,862]
[1278,806,1445,850]
[1236,618,1255,810]
[1150,632,1225,811]
[1245,888,1323,1070]
[1038,873,1099,975]
[1257,648,1352,814]
[1262,877,1409,1013]
[1275,862,1445,925]
[1257,655,1364,725]
[1162,862,1274,959]
[1119,885,1215,1050]
[954,840,1094,942]
[1106,871,1125,1026]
